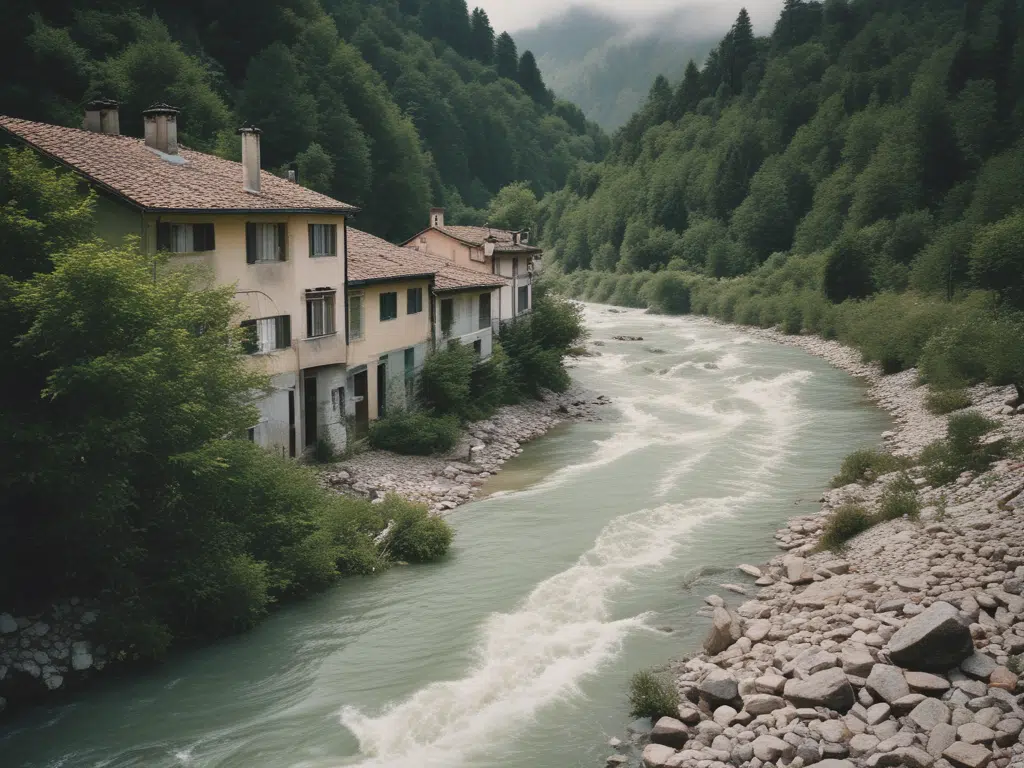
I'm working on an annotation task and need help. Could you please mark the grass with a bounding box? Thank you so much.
[925,388,972,415]
[878,473,921,521]
[831,449,911,487]
[819,504,876,552]
[627,669,680,722]
[922,411,1005,485]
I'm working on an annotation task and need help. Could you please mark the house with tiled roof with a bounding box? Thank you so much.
[0,102,356,458]
[345,228,507,434]
[402,208,543,325]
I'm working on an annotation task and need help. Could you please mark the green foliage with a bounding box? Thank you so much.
[500,293,586,399]
[314,436,338,464]
[819,504,875,552]
[384,497,454,563]
[627,669,680,722]
[878,473,920,521]
[419,342,476,418]
[368,411,461,456]
[486,182,539,231]
[831,449,909,488]
[644,272,692,315]
[922,411,1005,485]
[925,388,972,415]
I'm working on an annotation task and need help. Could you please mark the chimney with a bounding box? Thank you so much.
[238,126,263,194]
[430,207,445,229]
[142,103,179,155]
[512,231,520,245]
[83,99,120,135]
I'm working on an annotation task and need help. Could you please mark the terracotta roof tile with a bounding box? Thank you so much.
[436,225,542,253]
[0,116,358,213]
[347,228,507,292]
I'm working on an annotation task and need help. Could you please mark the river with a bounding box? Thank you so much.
[2,306,891,768]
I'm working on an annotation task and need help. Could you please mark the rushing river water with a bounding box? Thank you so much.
[3,306,891,768]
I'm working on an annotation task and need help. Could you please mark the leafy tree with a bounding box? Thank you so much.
[486,181,538,230]
[495,31,518,80]
[970,211,1024,307]
[824,232,873,303]
[295,142,335,194]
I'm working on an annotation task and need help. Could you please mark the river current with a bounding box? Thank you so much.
[2,306,890,768]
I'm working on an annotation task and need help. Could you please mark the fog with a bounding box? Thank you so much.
[475,0,786,35]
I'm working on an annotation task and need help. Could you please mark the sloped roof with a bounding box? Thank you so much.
[347,227,508,292]
[0,116,358,214]
[404,224,543,254]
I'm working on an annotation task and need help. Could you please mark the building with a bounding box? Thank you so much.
[402,208,543,326]
[0,102,356,459]
[346,227,507,434]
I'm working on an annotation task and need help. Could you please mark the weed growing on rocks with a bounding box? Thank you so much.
[925,388,972,415]
[830,449,910,487]
[878,473,921,520]
[922,411,1005,485]
[627,669,680,721]
[818,503,875,552]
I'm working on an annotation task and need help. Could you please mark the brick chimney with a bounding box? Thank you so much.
[83,99,120,135]
[238,126,262,194]
[430,207,445,229]
[143,103,179,155]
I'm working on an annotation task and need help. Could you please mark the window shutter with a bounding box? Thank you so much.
[331,223,338,256]
[206,223,215,251]
[278,223,287,261]
[246,223,257,264]
[308,224,315,258]
[277,315,291,349]
[306,297,314,338]
[157,222,171,251]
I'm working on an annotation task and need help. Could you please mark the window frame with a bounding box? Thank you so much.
[246,222,288,264]
[305,289,337,338]
[407,287,423,315]
[379,291,399,322]
[478,292,491,330]
[307,223,338,258]
[348,291,365,341]
[518,285,530,313]
[240,315,291,354]
[440,297,455,337]
[157,222,215,253]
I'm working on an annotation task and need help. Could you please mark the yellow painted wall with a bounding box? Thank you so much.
[413,229,492,273]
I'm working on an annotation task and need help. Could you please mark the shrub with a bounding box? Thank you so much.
[368,411,461,456]
[878,473,920,521]
[645,271,692,314]
[383,497,454,563]
[831,449,909,487]
[313,436,337,464]
[921,411,1004,485]
[627,669,680,722]
[925,388,972,415]
[419,342,475,417]
[819,504,875,552]
[782,303,803,334]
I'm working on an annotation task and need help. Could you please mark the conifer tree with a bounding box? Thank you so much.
[725,8,757,95]
[495,32,518,80]
[670,61,702,120]
[517,51,550,105]
[469,7,494,63]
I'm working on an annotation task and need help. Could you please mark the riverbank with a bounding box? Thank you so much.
[319,384,611,513]
[602,313,1024,768]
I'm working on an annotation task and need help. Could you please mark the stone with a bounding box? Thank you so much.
[703,606,742,654]
[677,706,701,725]
[988,666,1018,691]
[739,564,763,578]
[850,733,879,757]
[905,671,951,694]
[956,723,996,745]
[605,756,628,766]
[752,734,794,762]
[866,664,911,704]
[745,620,771,643]
[806,761,855,768]
[0,614,16,634]
[942,741,992,768]
[886,601,974,671]
[961,653,998,681]
[650,717,690,749]
[700,669,740,709]
[642,743,678,768]
[873,747,935,768]
[909,697,951,730]
[927,723,957,758]
[811,719,851,743]
[784,668,855,712]
[43,674,63,690]
[865,702,892,725]
[842,648,876,677]
[713,705,737,726]
[732,743,755,764]
[743,694,787,715]
[755,674,787,695]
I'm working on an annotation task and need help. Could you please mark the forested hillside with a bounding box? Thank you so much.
[543,0,1024,394]
[0,0,607,240]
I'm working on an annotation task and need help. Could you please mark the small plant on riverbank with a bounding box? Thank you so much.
[925,388,972,415]
[627,669,680,722]
[830,449,910,487]
[922,411,1005,485]
[368,411,461,456]
[878,473,920,521]
[818,504,875,552]
[381,496,454,563]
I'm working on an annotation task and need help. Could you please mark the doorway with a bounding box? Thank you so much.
[353,370,369,436]
[377,358,388,418]
[304,375,318,449]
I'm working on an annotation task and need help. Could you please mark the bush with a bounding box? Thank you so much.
[627,669,680,721]
[313,436,337,463]
[368,411,461,456]
[878,473,920,521]
[644,271,692,314]
[925,388,972,415]
[922,411,1004,485]
[418,343,475,418]
[383,497,454,563]
[831,449,909,487]
[819,504,875,552]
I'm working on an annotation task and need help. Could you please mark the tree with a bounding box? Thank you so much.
[647,75,672,125]
[773,0,822,51]
[469,7,494,64]
[824,232,874,303]
[970,211,1024,308]
[724,8,757,95]
[486,181,538,230]
[670,61,703,120]
[495,32,518,80]
[517,51,550,106]
[295,142,335,194]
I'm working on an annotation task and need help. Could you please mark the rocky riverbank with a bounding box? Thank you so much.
[608,322,1024,768]
[319,385,610,513]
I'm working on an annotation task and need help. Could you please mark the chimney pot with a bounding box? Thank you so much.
[142,103,180,155]
[430,207,445,229]
[237,126,263,194]
[83,98,120,135]
[287,169,297,183]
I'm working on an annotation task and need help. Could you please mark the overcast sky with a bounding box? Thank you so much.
[474,0,785,35]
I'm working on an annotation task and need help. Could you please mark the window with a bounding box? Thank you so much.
[472,339,482,357]
[404,347,416,402]
[247,426,256,442]
[478,292,491,330]
[306,290,336,338]
[440,298,454,337]
[308,223,337,257]
[379,291,398,321]
[349,292,364,340]
[513,256,520,276]
[241,315,291,354]
[157,223,215,253]
[407,287,423,315]
[246,223,287,263]
[518,286,530,313]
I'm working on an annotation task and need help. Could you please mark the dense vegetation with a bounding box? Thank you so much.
[627,669,681,722]
[1,0,607,240]
[0,149,451,660]
[542,0,1024,396]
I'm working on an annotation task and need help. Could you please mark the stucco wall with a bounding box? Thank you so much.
[436,291,494,359]
[412,229,491,272]
[494,254,533,323]
[347,279,432,368]
[253,372,297,458]
[94,194,144,247]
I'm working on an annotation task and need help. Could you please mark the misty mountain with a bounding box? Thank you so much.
[517,6,719,130]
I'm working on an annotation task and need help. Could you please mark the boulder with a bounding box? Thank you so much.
[866,664,910,704]
[699,668,740,709]
[960,653,998,681]
[886,601,974,671]
[905,671,951,694]
[807,762,856,768]
[841,647,876,677]
[989,666,1018,691]
[926,723,956,758]
[752,734,794,762]
[784,667,855,712]
[641,743,678,768]
[703,606,742,654]
[908,697,950,730]
[738,564,762,578]
[650,717,689,749]
[742,694,787,715]
[870,746,934,768]
[942,741,993,768]
[956,723,996,745]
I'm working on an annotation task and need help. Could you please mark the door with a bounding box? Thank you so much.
[304,375,318,448]
[288,391,296,458]
[353,370,369,436]
[377,358,388,418]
